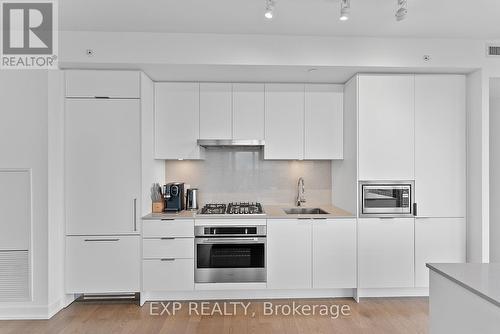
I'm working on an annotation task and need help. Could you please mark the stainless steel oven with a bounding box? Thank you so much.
[359,181,414,217]
[194,225,266,283]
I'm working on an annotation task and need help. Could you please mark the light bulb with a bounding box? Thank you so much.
[264,0,275,20]
[339,0,350,21]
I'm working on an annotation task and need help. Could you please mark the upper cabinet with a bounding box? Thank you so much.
[305,84,343,160]
[65,70,140,98]
[154,82,204,160]
[232,83,265,140]
[199,83,232,139]
[358,75,415,180]
[264,84,305,160]
[154,81,343,160]
[414,75,466,217]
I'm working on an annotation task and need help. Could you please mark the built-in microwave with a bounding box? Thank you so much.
[359,181,414,217]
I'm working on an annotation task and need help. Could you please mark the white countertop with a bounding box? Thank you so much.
[427,263,500,308]
[142,204,354,220]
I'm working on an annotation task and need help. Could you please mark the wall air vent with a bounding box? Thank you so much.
[487,45,500,56]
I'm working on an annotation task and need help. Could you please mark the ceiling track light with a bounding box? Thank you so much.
[395,0,408,21]
[265,0,275,19]
[339,0,350,21]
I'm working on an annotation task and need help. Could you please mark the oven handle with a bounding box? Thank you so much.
[199,237,264,243]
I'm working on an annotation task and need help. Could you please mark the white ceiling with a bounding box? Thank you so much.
[60,0,500,39]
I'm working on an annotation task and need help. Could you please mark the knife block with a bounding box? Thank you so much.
[152,201,165,213]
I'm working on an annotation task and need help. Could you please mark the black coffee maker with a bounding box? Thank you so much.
[163,182,185,212]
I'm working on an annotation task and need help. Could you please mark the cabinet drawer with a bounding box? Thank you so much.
[142,220,194,237]
[66,235,140,293]
[143,238,194,259]
[66,70,140,98]
[143,259,194,291]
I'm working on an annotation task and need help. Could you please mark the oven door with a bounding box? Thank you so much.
[195,237,266,283]
[360,182,413,217]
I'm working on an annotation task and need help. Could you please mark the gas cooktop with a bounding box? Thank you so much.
[198,202,265,215]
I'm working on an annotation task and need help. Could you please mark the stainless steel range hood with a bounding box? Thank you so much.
[197,139,265,148]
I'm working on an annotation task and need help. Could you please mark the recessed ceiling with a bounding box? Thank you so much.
[59,0,500,39]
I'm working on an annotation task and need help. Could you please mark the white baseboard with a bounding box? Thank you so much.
[0,294,77,320]
[141,288,356,303]
[357,287,429,298]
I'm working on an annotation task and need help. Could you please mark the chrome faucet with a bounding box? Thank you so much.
[296,177,306,206]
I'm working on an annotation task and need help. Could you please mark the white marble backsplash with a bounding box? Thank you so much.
[165,148,332,205]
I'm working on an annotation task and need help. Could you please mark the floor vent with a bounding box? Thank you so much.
[487,45,500,56]
[0,250,30,301]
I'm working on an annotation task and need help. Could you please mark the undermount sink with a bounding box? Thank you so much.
[283,208,329,215]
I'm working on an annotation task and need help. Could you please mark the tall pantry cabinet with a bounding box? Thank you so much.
[353,74,466,290]
[64,70,142,294]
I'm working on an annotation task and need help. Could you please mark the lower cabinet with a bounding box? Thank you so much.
[142,219,195,292]
[415,218,466,287]
[143,259,194,291]
[312,219,356,288]
[267,219,356,289]
[66,235,140,293]
[358,218,415,288]
[267,219,312,289]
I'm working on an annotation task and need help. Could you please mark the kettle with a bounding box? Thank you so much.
[186,188,199,210]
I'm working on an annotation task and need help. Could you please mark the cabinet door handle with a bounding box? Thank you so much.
[84,239,119,242]
[133,198,137,231]
[160,237,175,240]
[161,218,175,221]
[160,258,175,261]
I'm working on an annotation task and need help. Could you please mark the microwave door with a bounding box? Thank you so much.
[362,185,409,215]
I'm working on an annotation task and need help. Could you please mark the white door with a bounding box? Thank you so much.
[154,82,203,159]
[0,170,30,250]
[264,84,304,159]
[267,219,312,289]
[312,219,356,289]
[232,83,265,140]
[415,218,466,287]
[358,75,415,180]
[358,218,415,288]
[65,99,141,235]
[415,75,466,217]
[304,84,343,159]
[199,83,232,139]
[66,235,140,293]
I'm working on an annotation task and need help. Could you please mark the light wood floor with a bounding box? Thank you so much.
[0,298,428,334]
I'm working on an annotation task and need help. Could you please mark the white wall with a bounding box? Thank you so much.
[0,71,49,318]
[490,78,500,262]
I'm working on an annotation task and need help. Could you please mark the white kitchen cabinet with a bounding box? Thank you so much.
[65,70,140,98]
[415,75,466,217]
[267,219,312,289]
[358,218,415,288]
[154,82,203,159]
[415,218,466,287]
[358,75,415,180]
[264,84,305,160]
[232,83,265,140]
[305,84,343,160]
[312,219,356,288]
[143,259,194,291]
[143,238,194,259]
[199,83,232,139]
[66,235,140,293]
[65,99,141,235]
[142,219,195,238]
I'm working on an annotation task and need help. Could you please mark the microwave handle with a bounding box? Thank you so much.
[413,203,418,216]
